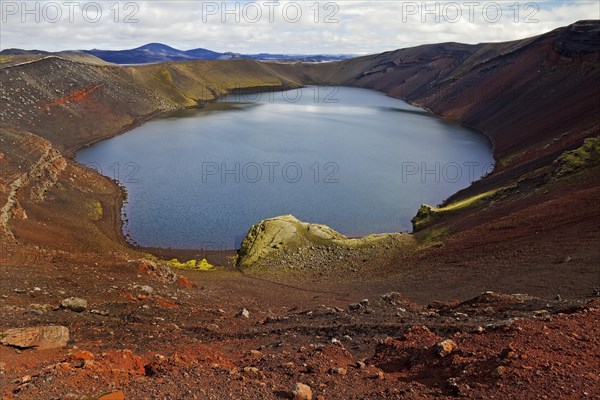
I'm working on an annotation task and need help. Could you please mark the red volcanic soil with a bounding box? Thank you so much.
[1,248,599,399]
[41,84,104,109]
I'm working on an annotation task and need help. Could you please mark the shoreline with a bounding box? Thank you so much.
[70,82,499,258]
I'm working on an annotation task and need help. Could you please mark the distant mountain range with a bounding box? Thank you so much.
[0,43,353,64]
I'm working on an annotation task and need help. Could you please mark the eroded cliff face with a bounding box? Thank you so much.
[0,123,142,254]
[0,128,66,240]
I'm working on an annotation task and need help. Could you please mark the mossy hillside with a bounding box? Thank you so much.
[129,60,302,108]
[416,227,449,249]
[411,189,498,232]
[149,66,197,107]
[553,137,600,177]
[172,59,296,98]
[236,214,409,268]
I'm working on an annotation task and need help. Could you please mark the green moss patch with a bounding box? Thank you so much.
[412,189,498,231]
[167,258,215,271]
[553,137,600,177]
[417,227,449,248]
[86,200,103,221]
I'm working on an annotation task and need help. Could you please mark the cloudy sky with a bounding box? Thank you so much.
[0,1,597,54]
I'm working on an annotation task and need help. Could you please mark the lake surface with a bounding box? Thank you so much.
[76,86,494,249]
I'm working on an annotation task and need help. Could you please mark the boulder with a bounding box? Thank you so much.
[0,325,69,350]
[237,215,344,267]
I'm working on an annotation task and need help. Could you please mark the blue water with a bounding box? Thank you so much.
[76,86,494,249]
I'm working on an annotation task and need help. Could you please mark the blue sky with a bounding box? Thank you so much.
[0,1,598,53]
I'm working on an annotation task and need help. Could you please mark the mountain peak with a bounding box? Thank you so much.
[134,43,179,51]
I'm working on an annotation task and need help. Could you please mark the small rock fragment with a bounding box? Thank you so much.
[436,339,457,357]
[293,382,313,400]
[329,367,347,376]
[473,326,485,334]
[243,366,260,374]
[500,346,516,359]
[239,308,250,318]
[381,292,402,305]
[133,285,154,295]
[492,365,506,378]
[371,370,385,380]
[60,297,87,312]
[249,350,262,358]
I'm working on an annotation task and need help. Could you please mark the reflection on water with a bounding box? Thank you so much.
[76,86,494,249]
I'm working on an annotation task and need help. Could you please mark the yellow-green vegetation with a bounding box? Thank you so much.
[0,56,13,63]
[412,189,498,231]
[236,214,411,268]
[142,253,159,261]
[158,66,174,84]
[130,60,301,107]
[147,65,197,107]
[411,205,437,232]
[553,136,600,177]
[87,200,103,221]
[167,258,215,271]
[417,227,449,248]
[439,189,498,211]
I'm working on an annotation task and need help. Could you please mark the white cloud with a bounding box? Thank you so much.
[0,1,597,54]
